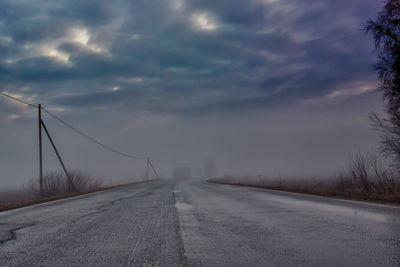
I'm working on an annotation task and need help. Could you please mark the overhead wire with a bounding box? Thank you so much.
[42,107,148,160]
[0,91,192,165]
[0,92,38,108]
[0,91,147,160]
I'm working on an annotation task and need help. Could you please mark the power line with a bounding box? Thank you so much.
[148,158,160,179]
[0,91,190,165]
[41,107,147,160]
[0,92,38,108]
[0,91,147,160]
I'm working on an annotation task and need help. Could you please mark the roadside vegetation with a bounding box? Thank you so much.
[211,1,400,205]
[24,170,103,198]
[366,0,400,168]
[211,153,400,204]
[0,170,142,212]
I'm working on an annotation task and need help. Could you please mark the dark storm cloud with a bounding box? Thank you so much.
[0,0,381,116]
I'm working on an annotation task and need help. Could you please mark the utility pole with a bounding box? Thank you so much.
[146,157,150,180]
[38,104,43,197]
[148,159,159,179]
[40,120,75,192]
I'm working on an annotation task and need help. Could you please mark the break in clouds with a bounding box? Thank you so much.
[0,0,385,186]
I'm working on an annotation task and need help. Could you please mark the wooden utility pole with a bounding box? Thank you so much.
[146,157,150,180]
[38,104,43,196]
[148,159,159,179]
[40,120,75,192]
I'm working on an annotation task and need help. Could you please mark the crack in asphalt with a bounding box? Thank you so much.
[71,191,153,224]
[0,223,36,245]
[70,197,125,224]
[0,191,155,248]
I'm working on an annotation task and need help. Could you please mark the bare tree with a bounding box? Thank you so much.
[366,0,400,167]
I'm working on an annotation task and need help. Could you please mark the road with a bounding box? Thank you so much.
[0,179,399,266]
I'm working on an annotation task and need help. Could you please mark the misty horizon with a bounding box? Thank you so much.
[0,0,385,188]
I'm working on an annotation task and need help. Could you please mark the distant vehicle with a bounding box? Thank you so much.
[173,167,192,179]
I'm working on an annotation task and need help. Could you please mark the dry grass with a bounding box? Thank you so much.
[210,153,400,204]
[24,170,104,198]
[210,176,333,197]
[0,190,36,203]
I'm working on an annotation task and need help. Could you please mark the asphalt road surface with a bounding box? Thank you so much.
[1,179,399,266]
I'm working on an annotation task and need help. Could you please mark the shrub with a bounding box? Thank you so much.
[25,170,103,198]
[210,153,400,203]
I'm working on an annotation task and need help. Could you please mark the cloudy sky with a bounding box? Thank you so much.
[0,0,385,187]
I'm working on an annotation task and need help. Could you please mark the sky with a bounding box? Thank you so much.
[0,0,385,187]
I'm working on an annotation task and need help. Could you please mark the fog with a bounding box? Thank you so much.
[0,89,382,189]
[0,0,384,189]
